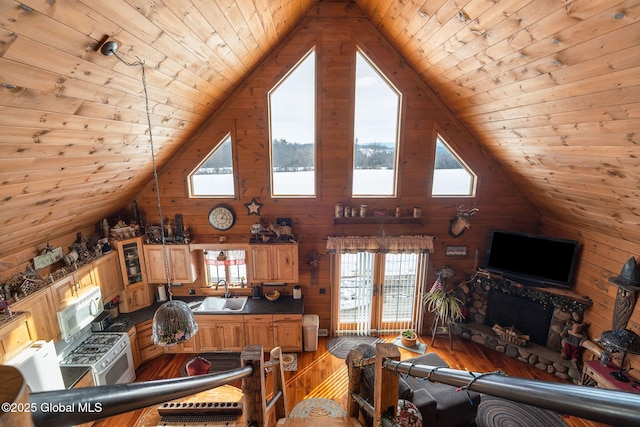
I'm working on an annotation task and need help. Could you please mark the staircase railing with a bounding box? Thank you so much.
[22,345,287,427]
[347,343,640,427]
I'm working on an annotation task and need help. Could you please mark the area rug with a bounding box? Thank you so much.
[181,352,241,376]
[475,395,568,427]
[392,337,427,355]
[327,335,384,359]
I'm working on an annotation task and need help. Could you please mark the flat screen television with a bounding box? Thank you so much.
[484,229,580,289]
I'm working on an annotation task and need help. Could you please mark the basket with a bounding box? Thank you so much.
[265,290,280,301]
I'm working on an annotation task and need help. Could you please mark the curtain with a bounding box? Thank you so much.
[326,235,435,254]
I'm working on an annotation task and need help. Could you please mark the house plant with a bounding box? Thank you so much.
[423,266,464,331]
[401,329,417,347]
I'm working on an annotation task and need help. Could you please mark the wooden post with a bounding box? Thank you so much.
[346,345,366,418]
[373,343,400,426]
[241,345,266,426]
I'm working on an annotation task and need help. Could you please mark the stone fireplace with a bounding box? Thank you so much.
[452,271,593,383]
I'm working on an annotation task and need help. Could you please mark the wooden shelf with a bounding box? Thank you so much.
[333,217,423,225]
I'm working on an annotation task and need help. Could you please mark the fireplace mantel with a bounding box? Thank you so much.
[474,270,593,312]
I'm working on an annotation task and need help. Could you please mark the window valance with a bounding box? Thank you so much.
[326,235,434,254]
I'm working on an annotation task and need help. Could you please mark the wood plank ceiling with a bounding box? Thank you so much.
[0,0,638,258]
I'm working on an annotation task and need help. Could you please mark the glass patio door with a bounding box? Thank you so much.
[335,252,426,335]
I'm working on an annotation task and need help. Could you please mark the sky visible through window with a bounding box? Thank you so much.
[352,51,400,196]
[269,51,316,196]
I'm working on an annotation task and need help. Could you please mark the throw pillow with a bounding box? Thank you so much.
[397,399,422,427]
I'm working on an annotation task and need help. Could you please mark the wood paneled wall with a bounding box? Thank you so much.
[541,218,640,377]
[133,10,539,333]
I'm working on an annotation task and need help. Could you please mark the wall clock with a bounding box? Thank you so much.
[208,205,235,231]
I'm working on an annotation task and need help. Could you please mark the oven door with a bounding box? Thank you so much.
[94,343,136,386]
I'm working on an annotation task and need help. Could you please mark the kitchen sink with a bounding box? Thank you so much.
[193,296,248,313]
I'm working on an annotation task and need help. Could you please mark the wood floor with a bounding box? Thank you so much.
[93,334,611,427]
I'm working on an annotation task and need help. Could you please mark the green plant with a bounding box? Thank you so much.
[402,329,416,339]
[423,290,464,325]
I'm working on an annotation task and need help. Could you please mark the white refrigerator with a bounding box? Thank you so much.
[6,340,65,392]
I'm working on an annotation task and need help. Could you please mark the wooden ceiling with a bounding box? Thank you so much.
[1,0,638,259]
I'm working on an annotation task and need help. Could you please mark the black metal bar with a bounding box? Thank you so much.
[28,366,253,427]
[383,359,640,427]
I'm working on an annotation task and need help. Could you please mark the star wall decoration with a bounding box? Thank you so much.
[244,198,263,216]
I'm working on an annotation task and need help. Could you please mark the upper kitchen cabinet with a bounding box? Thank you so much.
[10,287,60,342]
[248,244,298,284]
[92,251,123,303]
[112,237,147,288]
[50,263,96,310]
[144,245,196,284]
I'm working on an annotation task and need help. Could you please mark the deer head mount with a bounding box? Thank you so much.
[448,205,479,238]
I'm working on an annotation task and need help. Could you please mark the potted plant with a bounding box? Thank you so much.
[423,266,464,331]
[401,329,417,347]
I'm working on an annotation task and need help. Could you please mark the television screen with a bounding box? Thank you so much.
[484,229,580,289]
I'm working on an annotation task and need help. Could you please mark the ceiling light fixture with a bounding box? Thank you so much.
[99,39,198,346]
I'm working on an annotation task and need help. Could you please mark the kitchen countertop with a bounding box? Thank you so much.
[105,295,304,332]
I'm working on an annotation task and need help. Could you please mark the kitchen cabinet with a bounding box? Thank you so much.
[112,237,148,287]
[50,263,96,310]
[196,315,245,352]
[163,337,198,354]
[244,315,274,351]
[119,282,152,313]
[0,313,35,363]
[10,287,60,342]
[144,244,196,284]
[92,251,123,303]
[248,244,298,283]
[136,319,164,363]
[128,326,141,370]
[273,314,302,352]
[73,370,95,427]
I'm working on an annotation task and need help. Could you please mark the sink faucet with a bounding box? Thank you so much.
[215,279,231,298]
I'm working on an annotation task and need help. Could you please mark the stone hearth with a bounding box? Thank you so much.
[453,271,593,384]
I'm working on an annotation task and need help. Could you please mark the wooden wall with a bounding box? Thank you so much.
[134,10,539,333]
[541,218,640,376]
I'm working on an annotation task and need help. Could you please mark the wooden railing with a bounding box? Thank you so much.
[13,345,287,427]
[347,343,640,427]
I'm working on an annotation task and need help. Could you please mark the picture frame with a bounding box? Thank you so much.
[446,246,467,256]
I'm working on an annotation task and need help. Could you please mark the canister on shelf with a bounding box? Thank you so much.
[335,203,344,218]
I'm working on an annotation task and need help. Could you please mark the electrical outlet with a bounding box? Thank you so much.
[189,288,196,295]
[319,288,326,294]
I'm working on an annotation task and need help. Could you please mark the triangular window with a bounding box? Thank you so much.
[188,134,236,197]
[432,135,476,197]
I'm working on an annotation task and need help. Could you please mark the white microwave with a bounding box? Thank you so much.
[57,286,103,341]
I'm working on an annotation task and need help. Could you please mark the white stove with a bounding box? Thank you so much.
[56,287,135,386]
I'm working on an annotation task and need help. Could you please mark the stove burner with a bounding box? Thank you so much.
[60,332,127,367]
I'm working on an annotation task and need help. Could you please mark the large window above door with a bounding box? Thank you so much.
[352,50,401,197]
[268,49,316,197]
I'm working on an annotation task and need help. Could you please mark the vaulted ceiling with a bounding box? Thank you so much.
[1,0,638,258]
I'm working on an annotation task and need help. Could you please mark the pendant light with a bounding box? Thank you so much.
[100,40,198,346]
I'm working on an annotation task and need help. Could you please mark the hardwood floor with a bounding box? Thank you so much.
[92,334,611,427]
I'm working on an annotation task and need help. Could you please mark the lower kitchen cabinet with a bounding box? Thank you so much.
[273,314,302,352]
[74,369,96,427]
[11,286,60,342]
[244,315,274,351]
[164,335,199,353]
[128,326,141,370]
[196,315,245,352]
[136,319,164,363]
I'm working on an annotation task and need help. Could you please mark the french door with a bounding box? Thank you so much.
[333,251,427,335]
